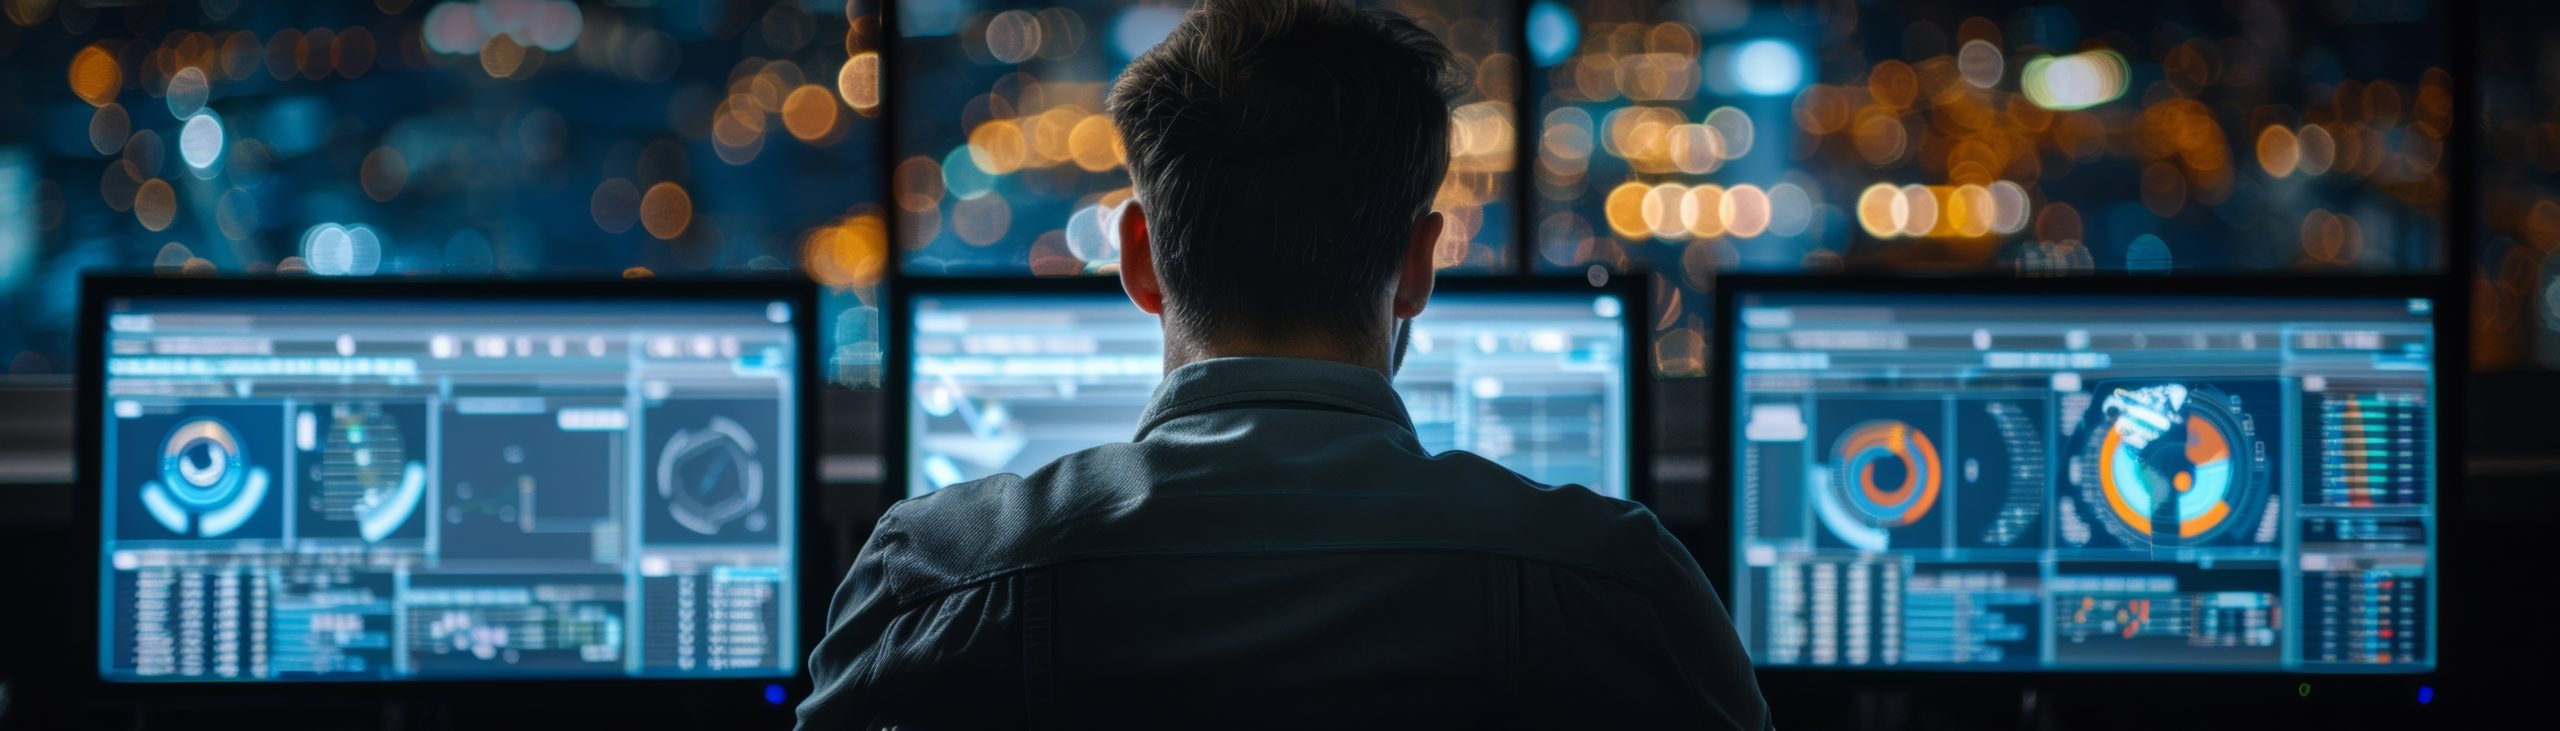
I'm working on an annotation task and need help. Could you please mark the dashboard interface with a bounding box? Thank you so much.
[905,288,1635,499]
[95,294,801,682]
[1726,290,2436,673]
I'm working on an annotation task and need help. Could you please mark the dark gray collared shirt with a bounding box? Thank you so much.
[798,357,1769,729]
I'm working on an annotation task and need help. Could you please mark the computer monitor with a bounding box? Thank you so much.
[891,277,1646,502]
[1714,276,2449,675]
[79,278,818,686]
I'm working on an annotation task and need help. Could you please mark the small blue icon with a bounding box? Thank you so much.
[2417,685,2434,705]
[765,683,787,706]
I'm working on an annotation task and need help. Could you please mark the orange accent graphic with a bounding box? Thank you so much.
[1841,421,1942,525]
[2098,414,2235,539]
[2179,500,2230,538]
[2119,599,2152,639]
[2098,425,2151,534]
[2184,413,2229,464]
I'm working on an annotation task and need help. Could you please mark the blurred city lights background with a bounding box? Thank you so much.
[2474,3,2560,370]
[0,0,888,383]
[1528,0,2451,375]
[1,1,2546,383]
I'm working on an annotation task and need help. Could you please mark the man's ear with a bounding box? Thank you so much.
[1392,211,1443,320]
[1116,201,1163,315]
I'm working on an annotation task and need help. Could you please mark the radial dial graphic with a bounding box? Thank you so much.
[1828,419,1943,528]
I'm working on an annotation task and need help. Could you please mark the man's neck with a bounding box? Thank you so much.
[1164,331,1388,377]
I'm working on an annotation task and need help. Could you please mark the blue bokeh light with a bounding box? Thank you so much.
[942,146,994,201]
[765,683,787,706]
[1732,39,1804,96]
[180,113,225,171]
[2127,234,2173,273]
[1527,2,1580,67]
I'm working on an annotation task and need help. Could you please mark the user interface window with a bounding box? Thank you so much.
[1728,291,2436,672]
[96,296,800,682]
[906,289,1634,498]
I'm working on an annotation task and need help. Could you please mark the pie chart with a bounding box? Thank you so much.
[1829,419,1943,528]
[2097,397,2244,542]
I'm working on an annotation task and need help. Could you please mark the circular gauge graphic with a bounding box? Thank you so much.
[2081,384,2265,546]
[1828,419,1943,528]
[141,417,271,537]
[656,416,765,535]
[163,419,247,509]
[319,404,427,542]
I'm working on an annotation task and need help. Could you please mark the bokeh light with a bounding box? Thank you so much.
[178,112,224,171]
[840,51,882,111]
[783,84,843,142]
[133,179,176,232]
[1534,1,2455,375]
[165,66,210,118]
[1,1,891,380]
[87,102,127,155]
[67,42,118,106]
[0,1,2507,379]
[1526,1,1578,67]
[640,182,692,240]
[1728,40,1801,97]
[2020,49,2128,111]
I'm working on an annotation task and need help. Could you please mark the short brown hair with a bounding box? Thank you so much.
[1107,0,1461,347]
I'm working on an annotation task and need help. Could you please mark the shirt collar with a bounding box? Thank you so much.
[1133,356,1417,441]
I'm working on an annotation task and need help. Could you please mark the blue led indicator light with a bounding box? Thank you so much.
[2417,686,2434,705]
[765,683,787,706]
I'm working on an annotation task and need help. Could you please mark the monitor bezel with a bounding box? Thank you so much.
[884,274,1655,512]
[1707,273,2459,693]
[75,274,827,704]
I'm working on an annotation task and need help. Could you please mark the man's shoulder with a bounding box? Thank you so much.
[1415,451,1687,573]
[886,442,1149,526]
[865,441,1688,598]
[864,443,1149,590]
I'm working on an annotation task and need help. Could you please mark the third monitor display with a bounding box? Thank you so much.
[1722,283,2438,674]
[902,282,1636,500]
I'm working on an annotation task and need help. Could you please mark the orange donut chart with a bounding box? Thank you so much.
[2098,413,2236,540]
[1831,419,1942,527]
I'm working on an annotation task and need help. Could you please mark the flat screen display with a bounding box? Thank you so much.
[904,286,1635,499]
[94,293,803,682]
[1725,288,2437,673]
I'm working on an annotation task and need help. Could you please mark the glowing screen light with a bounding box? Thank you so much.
[1726,285,2442,674]
[903,287,1638,500]
[1731,39,1804,97]
[94,290,808,682]
[2021,49,2130,111]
